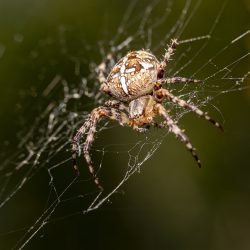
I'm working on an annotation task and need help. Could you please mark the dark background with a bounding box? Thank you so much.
[0,0,249,249]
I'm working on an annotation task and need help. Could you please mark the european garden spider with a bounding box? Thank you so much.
[72,39,222,190]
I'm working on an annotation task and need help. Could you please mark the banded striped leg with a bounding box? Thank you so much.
[72,106,129,190]
[158,39,179,78]
[104,100,129,113]
[72,117,93,174]
[161,77,201,84]
[154,89,223,131]
[97,53,113,94]
[155,103,201,167]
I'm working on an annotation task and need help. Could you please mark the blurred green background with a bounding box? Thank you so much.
[0,0,250,249]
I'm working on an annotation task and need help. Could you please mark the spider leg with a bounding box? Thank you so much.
[158,39,178,78]
[161,77,201,84]
[72,117,92,173]
[154,88,223,131]
[152,121,167,129]
[104,100,129,113]
[155,103,201,167]
[72,106,129,190]
[133,126,149,133]
[96,53,113,95]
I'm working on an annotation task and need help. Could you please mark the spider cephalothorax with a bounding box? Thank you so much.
[72,39,222,190]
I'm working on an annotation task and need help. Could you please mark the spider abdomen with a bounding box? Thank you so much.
[107,50,160,102]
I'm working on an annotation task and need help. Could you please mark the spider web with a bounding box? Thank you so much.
[0,0,249,249]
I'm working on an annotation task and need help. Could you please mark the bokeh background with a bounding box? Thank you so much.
[0,0,249,249]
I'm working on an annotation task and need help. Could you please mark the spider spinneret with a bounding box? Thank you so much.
[72,39,223,190]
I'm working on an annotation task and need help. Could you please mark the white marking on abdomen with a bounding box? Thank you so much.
[125,67,136,73]
[120,64,126,74]
[112,73,120,79]
[140,61,154,70]
[120,76,129,95]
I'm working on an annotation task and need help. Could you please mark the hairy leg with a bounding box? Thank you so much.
[155,103,201,167]
[158,39,178,79]
[72,106,129,190]
[161,77,201,84]
[154,88,223,131]
[96,53,113,95]
[104,100,129,113]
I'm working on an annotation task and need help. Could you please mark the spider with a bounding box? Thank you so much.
[72,39,223,190]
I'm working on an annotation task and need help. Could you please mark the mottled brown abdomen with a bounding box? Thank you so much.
[107,50,160,102]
